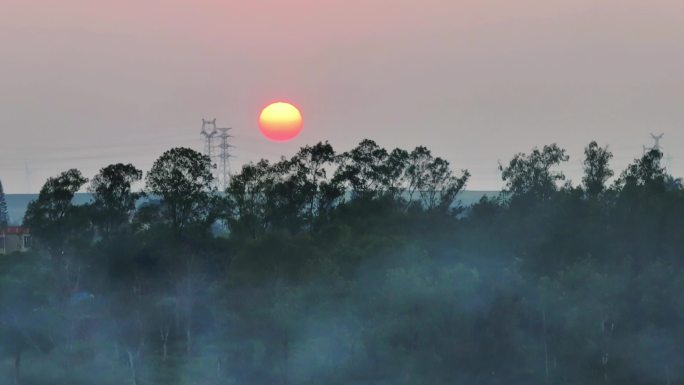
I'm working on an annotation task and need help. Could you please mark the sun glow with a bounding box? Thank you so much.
[258,102,303,142]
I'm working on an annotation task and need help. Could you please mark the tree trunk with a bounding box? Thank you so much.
[172,203,177,232]
[13,348,22,385]
[281,337,289,385]
[543,310,550,385]
[160,325,170,362]
[127,349,139,385]
[186,324,192,356]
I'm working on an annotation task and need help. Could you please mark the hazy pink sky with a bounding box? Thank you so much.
[1,0,683,192]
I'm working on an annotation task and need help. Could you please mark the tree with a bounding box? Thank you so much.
[403,146,469,211]
[267,159,317,232]
[379,148,409,200]
[227,148,341,237]
[336,139,389,198]
[0,178,8,229]
[146,148,215,233]
[582,141,614,197]
[405,146,433,203]
[226,160,276,239]
[89,163,143,236]
[23,169,89,255]
[420,157,470,211]
[616,148,667,191]
[0,253,56,385]
[500,144,569,201]
[290,141,340,219]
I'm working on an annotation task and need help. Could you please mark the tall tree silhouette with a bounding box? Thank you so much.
[0,179,8,228]
[500,144,569,201]
[89,163,143,236]
[23,169,89,255]
[146,147,215,234]
[582,141,614,197]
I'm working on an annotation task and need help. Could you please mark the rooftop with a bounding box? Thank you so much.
[1,226,30,235]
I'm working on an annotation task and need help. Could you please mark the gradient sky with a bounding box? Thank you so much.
[1,0,683,192]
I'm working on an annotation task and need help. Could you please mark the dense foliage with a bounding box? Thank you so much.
[2,139,684,385]
[0,179,8,229]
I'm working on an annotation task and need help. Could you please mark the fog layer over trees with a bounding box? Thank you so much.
[2,139,684,385]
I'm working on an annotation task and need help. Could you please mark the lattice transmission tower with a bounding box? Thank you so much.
[651,133,664,152]
[200,118,218,158]
[216,126,234,191]
[643,133,665,154]
[642,133,674,169]
[200,118,220,188]
[201,118,234,190]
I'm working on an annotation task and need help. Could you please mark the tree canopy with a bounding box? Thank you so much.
[145,147,215,233]
[0,179,8,228]
[4,139,684,385]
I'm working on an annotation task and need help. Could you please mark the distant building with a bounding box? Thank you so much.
[0,227,31,254]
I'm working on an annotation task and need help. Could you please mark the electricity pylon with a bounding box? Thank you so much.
[643,133,673,170]
[216,126,234,191]
[200,118,234,190]
[200,118,218,159]
[650,133,664,151]
[643,133,665,154]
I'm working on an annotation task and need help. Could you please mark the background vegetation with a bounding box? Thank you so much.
[1,139,683,385]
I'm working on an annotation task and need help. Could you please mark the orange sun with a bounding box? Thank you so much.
[258,102,303,142]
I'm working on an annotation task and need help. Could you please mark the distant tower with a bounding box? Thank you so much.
[650,133,664,151]
[216,126,234,191]
[200,118,218,159]
[644,133,671,169]
[644,133,664,154]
